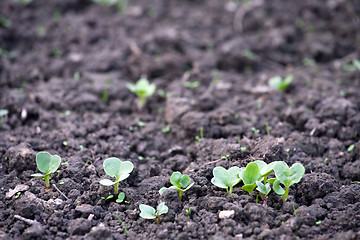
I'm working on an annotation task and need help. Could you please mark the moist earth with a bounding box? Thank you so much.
[0,0,360,239]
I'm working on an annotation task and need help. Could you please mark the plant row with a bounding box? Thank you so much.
[31,151,305,223]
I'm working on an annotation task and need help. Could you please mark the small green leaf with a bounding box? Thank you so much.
[347,144,355,152]
[211,166,241,191]
[103,157,134,182]
[156,202,168,215]
[273,179,285,195]
[180,175,191,188]
[267,178,277,184]
[36,152,61,174]
[238,162,260,185]
[159,187,168,195]
[260,161,281,176]
[274,162,305,187]
[116,192,125,203]
[254,160,267,172]
[139,204,156,219]
[170,172,182,188]
[99,179,115,186]
[242,183,257,194]
[256,181,271,195]
[31,173,45,177]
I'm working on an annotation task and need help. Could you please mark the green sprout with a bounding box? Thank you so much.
[268,74,293,92]
[126,78,156,108]
[256,181,271,206]
[101,78,112,103]
[211,166,241,194]
[185,208,191,219]
[347,144,355,152]
[342,59,360,72]
[99,157,134,196]
[273,162,305,206]
[139,202,168,224]
[251,127,260,134]
[116,192,126,203]
[112,214,129,236]
[101,195,114,200]
[195,127,204,142]
[184,81,200,89]
[159,172,194,202]
[31,152,62,188]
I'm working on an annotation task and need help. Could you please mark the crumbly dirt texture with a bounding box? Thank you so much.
[1,0,360,239]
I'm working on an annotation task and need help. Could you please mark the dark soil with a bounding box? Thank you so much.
[1,0,360,239]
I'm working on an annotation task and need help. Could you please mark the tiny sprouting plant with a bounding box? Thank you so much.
[112,214,129,236]
[195,127,204,142]
[273,162,305,206]
[347,144,355,152]
[101,195,114,200]
[251,127,260,134]
[159,172,194,202]
[101,78,112,103]
[184,81,200,89]
[265,121,270,136]
[139,202,168,223]
[268,74,293,92]
[238,162,260,195]
[31,152,61,189]
[126,78,156,108]
[185,208,191,219]
[116,192,126,203]
[99,157,134,196]
[256,181,271,206]
[342,59,360,72]
[211,166,241,194]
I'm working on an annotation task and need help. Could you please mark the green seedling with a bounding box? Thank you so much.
[347,144,355,152]
[101,78,112,103]
[238,162,260,195]
[101,195,114,200]
[31,152,61,189]
[185,208,191,219]
[265,121,270,136]
[251,127,260,134]
[273,162,305,206]
[184,81,200,89]
[116,192,126,203]
[99,157,134,195]
[195,127,204,142]
[211,166,241,194]
[159,172,194,202]
[162,125,170,133]
[126,78,156,108]
[342,59,360,72]
[293,204,298,217]
[268,74,293,92]
[256,181,271,206]
[139,202,168,224]
[112,214,129,236]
